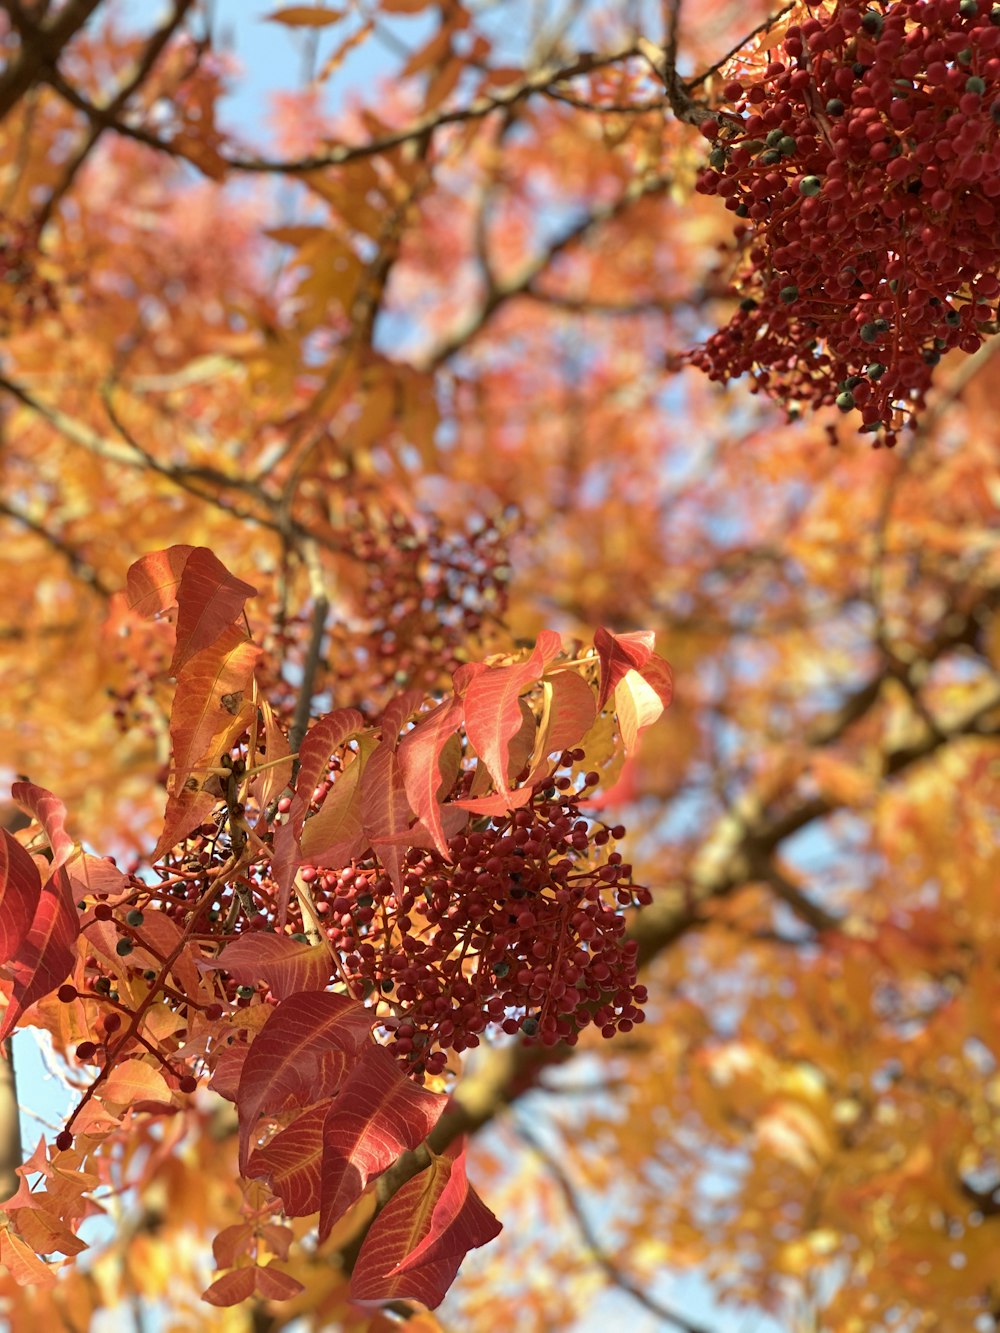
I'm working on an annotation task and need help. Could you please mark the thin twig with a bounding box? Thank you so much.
[515,1121,716,1333]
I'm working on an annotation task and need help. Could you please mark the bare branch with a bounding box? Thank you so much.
[516,1121,716,1333]
[0,0,103,123]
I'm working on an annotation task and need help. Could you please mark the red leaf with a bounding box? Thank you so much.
[397,698,464,859]
[0,867,79,1040]
[171,547,258,674]
[0,1228,57,1288]
[544,669,597,755]
[378,690,424,743]
[212,1223,254,1268]
[361,743,413,892]
[272,709,366,924]
[294,709,366,825]
[202,1267,256,1306]
[209,1043,250,1103]
[463,632,562,797]
[125,545,195,618]
[296,733,376,872]
[594,627,655,710]
[209,934,331,1001]
[65,854,127,900]
[248,1103,326,1216]
[248,700,293,818]
[318,1044,446,1239]
[254,1264,305,1300]
[101,1059,173,1108]
[235,991,372,1172]
[0,830,41,964]
[153,623,261,859]
[350,1145,501,1307]
[11,783,74,874]
[390,1146,499,1275]
[249,1103,326,1221]
[130,909,204,1000]
[614,655,674,753]
[451,785,536,816]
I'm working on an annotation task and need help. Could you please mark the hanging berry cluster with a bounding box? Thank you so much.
[297,761,648,1074]
[689,0,1000,446]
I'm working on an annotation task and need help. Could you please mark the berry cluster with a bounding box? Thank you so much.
[257,508,514,719]
[328,508,514,704]
[298,760,648,1074]
[690,0,1000,445]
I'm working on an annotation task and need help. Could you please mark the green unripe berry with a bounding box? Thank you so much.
[116,938,133,956]
[836,390,856,411]
[966,75,986,94]
[709,147,727,170]
[778,135,797,155]
[861,10,883,35]
[826,98,845,116]
[765,128,784,147]
[799,175,822,196]
[860,322,880,343]
[143,969,157,981]
[94,976,112,994]
[760,149,782,165]
[236,985,256,999]
[740,297,758,312]
[865,362,886,380]
[126,909,144,927]
[959,0,979,16]
[735,203,750,217]
[779,285,799,304]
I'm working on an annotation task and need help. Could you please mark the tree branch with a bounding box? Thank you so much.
[516,1120,716,1333]
[0,0,103,123]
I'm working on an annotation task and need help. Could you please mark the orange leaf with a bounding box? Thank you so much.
[266,5,345,25]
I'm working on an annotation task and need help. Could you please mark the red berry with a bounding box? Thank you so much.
[55,1130,73,1152]
[57,984,77,1003]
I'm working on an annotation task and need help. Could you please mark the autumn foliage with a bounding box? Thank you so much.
[1,1,1000,1331]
